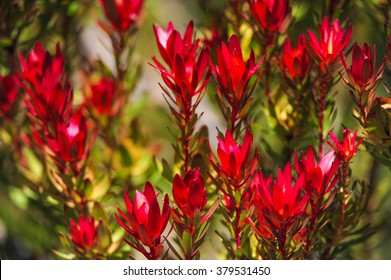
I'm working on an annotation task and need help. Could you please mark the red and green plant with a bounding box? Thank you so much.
[1,0,391,260]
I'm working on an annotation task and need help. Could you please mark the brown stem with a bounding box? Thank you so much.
[318,72,329,157]
[278,225,287,259]
[264,58,272,103]
[182,109,192,172]
[304,201,318,259]
[322,161,350,259]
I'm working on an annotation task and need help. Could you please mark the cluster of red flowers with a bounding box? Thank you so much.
[18,43,96,175]
[4,0,387,260]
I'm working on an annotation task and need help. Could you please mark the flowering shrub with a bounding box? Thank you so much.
[1,0,391,260]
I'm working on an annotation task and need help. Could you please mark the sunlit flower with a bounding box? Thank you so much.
[294,145,340,197]
[252,163,309,228]
[328,129,363,163]
[46,111,97,172]
[307,17,352,70]
[152,21,210,104]
[209,129,258,187]
[115,182,171,253]
[211,34,263,103]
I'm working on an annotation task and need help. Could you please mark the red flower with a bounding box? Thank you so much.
[252,163,309,228]
[68,215,99,250]
[277,34,310,81]
[307,17,352,70]
[153,21,197,68]
[173,168,207,219]
[248,0,291,33]
[87,77,119,116]
[328,129,363,163]
[211,34,263,103]
[46,111,97,171]
[152,21,210,103]
[0,74,19,116]
[99,0,144,31]
[115,182,171,252]
[18,42,72,123]
[19,42,64,88]
[341,43,384,90]
[157,49,210,103]
[294,145,340,198]
[209,129,258,187]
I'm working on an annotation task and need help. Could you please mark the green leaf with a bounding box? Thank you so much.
[92,202,109,227]
[165,239,183,260]
[182,230,193,258]
[162,159,173,181]
[118,145,132,167]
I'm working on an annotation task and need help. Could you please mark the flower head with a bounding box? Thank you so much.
[341,43,384,91]
[328,129,363,163]
[173,168,207,219]
[209,129,258,188]
[294,145,340,198]
[153,21,197,68]
[115,182,171,251]
[211,34,263,103]
[277,34,310,81]
[152,21,210,104]
[99,0,144,31]
[18,42,72,123]
[87,77,119,116]
[68,215,99,250]
[248,0,291,33]
[46,111,97,173]
[252,163,309,228]
[307,17,352,70]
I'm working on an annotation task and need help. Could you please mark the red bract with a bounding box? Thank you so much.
[99,0,144,31]
[277,34,310,81]
[18,42,72,123]
[211,34,263,103]
[307,17,352,70]
[115,182,170,258]
[209,129,258,187]
[46,111,96,171]
[153,21,197,67]
[173,168,207,219]
[252,163,309,228]
[341,43,384,90]
[156,49,210,103]
[294,146,340,198]
[87,77,118,116]
[19,42,64,88]
[68,215,99,250]
[152,21,210,103]
[248,0,291,33]
[328,129,363,163]
[0,74,18,116]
